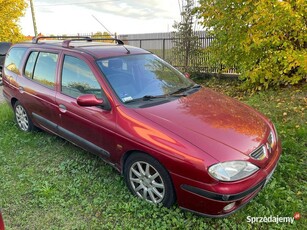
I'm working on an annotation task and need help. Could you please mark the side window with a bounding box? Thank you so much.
[32,52,58,88]
[4,47,27,74]
[25,52,39,78]
[61,55,102,98]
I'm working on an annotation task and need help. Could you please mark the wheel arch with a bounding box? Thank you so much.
[121,149,177,193]
[121,150,150,175]
[11,97,18,108]
[121,149,176,180]
[121,150,169,175]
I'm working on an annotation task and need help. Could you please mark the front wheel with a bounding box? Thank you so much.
[124,153,176,208]
[14,101,34,132]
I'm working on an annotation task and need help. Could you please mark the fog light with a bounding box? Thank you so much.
[223,202,235,212]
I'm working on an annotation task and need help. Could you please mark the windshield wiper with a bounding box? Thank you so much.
[124,95,167,104]
[124,93,188,104]
[143,91,191,100]
[192,84,201,89]
[124,85,202,104]
[143,86,201,101]
[143,95,168,100]
[170,84,201,96]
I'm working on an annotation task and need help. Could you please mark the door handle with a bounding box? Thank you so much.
[59,104,67,113]
[18,86,24,93]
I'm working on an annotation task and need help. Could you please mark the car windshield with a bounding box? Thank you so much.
[97,54,195,103]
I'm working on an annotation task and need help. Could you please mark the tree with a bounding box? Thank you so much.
[173,0,200,72]
[0,0,27,42]
[196,0,307,89]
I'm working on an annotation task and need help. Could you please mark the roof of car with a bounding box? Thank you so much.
[14,36,150,59]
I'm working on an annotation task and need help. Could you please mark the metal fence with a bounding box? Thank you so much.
[117,32,237,74]
[81,32,237,73]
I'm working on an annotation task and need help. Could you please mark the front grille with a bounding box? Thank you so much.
[250,132,276,160]
[250,145,266,160]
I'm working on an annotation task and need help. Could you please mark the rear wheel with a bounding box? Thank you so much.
[124,153,176,207]
[14,101,34,132]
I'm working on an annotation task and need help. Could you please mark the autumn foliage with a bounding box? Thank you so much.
[196,0,307,89]
[0,0,27,42]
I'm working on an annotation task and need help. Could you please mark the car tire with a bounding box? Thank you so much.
[14,101,34,132]
[124,152,176,208]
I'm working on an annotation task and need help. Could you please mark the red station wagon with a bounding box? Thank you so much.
[2,37,281,217]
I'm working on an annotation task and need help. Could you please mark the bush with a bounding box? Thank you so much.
[196,0,307,89]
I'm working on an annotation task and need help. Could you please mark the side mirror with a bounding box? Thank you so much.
[77,94,104,107]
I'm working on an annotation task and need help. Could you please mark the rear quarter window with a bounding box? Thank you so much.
[4,47,27,74]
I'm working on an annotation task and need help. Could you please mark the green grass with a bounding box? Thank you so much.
[0,80,306,229]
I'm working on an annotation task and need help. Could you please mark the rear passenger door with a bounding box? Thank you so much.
[56,54,117,159]
[18,50,59,133]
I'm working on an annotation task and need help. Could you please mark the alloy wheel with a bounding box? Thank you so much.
[15,104,30,131]
[129,161,165,204]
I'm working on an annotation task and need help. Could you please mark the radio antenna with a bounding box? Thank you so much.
[92,15,113,37]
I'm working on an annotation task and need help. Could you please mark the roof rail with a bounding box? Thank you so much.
[61,38,124,48]
[86,38,124,45]
[32,36,125,48]
[32,36,92,44]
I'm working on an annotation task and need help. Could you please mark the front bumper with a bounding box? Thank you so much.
[171,144,281,217]
[181,178,266,203]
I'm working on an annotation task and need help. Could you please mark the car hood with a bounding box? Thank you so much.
[134,88,270,158]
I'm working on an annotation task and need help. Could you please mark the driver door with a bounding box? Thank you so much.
[56,54,116,159]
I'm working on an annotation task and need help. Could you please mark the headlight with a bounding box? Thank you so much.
[208,161,259,181]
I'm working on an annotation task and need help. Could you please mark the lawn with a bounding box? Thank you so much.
[0,79,306,229]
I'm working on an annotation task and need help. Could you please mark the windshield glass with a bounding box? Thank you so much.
[97,54,194,103]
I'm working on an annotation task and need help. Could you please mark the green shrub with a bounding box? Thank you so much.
[196,0,307,89]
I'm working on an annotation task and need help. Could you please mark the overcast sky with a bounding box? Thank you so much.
[19,0,184,36]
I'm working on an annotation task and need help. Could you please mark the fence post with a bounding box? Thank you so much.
[163,39,165,59]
